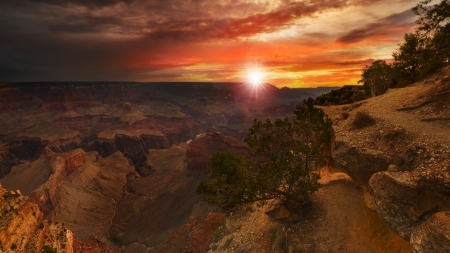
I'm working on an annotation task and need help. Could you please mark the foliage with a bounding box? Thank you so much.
[413,0,450,72]
[351,111,376,129]
[392,33,423,84]
[358,60,393,97]
[359,0,450,91]
[413,0,450,36]
[11,243,17,250]
[42,245,57,253]
[197,98,333,210]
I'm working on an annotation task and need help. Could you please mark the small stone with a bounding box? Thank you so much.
[388,164,399,172]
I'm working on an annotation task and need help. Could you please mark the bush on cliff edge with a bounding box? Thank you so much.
[197,98,333,210]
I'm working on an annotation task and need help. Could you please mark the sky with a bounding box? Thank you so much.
[0,0,421,87]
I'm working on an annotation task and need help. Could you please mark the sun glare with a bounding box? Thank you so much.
[248,69,264,86]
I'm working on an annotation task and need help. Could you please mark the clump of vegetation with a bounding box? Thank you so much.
[359,0,450,97]
[39,223,44,229]
[11,243,17,250]
[41,245,57,253]
[352,111,376,129]
[197,98,333,210]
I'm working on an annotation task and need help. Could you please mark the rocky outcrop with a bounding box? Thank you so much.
[410,211,450,253]
[88,133,171,176]
[0,186,73,253]
[186,132,252,171]
[6,149,137,241]
[370,171,450,248]
[333,141,392,187]
[314,85,369,106]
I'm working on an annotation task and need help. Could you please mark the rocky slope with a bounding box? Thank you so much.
[0,186,73,253]
[200,68,450,253]
[325,66,450,252]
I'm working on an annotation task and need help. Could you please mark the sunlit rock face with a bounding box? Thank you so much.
[370,171,450,242]
[0,186,74,253]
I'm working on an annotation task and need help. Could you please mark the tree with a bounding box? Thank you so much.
[197,98,333,210]
[392,33,423,84]
[358,60,393,97]
[413,0,450,70]
[413,0,450,36]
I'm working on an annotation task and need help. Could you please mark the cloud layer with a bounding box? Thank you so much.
[0,0,419,87]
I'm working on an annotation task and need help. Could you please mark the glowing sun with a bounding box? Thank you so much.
[247,69,264,86]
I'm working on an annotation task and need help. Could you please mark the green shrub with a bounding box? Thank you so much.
[197,98,333,210]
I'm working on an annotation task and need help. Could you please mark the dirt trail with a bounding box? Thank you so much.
[208,168,413,253]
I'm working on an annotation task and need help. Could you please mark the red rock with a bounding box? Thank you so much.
[186,132,252,171]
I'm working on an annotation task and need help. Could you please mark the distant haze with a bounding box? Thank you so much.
[0,0,418,87]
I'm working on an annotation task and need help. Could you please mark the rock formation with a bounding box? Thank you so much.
[186,132,252,171]
[333,141,392,188]
[324,67,450,253]
[370,171,450,248]
[0,186,73,253]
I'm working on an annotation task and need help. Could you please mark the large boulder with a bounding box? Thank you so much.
[369,171,450,241]
[410,211,450,253]
[333,141,391,187]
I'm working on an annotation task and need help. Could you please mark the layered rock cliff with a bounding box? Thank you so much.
[0,186,73,253]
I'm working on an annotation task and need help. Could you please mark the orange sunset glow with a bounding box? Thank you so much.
[0,0,420,87]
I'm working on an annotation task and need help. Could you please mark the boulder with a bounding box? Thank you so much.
[369,171,450,241]
[333,141,391,187]
[411,211,450,253]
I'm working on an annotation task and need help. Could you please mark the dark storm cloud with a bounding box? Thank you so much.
[48,15,124,33]
[336,9,416,44]
[24,0,135,8]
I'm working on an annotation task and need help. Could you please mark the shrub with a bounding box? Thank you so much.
[197,98,333,210]
[352,111,376,129]
[11,243,17,250]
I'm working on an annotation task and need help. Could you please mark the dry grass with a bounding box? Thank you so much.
[352,111,376,129]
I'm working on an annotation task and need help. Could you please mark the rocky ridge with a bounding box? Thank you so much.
[0,186,73,253]
[325,66,450,252]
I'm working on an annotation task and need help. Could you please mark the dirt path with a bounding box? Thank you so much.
[208,169,413,253]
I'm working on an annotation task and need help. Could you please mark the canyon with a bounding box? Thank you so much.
[0,73,449,253]
[0,82,326,252]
